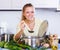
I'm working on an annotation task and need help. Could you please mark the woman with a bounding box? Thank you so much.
[13,3,49,47]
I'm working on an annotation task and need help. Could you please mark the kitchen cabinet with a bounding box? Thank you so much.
[11,0,32,10]
[57,0,60,10]
[11,0,28,10]
[37,0,58,8]
[12,0,58,9]
[0,0,59,10]
[0,0,11,10]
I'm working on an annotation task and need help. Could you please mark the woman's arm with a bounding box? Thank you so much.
[13,20,25,42]
[13,29,23,41]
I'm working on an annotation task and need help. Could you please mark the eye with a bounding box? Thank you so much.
[31,11,34,13]
[26,12,29,13]
[26,11,34,14]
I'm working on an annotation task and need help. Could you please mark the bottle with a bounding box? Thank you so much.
[51,38,58,50]
[52,45,58,50]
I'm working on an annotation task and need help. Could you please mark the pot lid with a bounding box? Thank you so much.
[38,20,48,37]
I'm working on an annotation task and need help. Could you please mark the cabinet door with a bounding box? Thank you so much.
[0,0,11,10]
[12,0,33,10]
[57,0,60,10]
[12,0,26,10]
[12,0,44,9]
[37,0,58,8]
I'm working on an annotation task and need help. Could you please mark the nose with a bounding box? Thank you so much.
[29,12,33,16]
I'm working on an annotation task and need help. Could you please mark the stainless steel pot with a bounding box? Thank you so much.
[0,27,4,41]
[23,36,44,48]
[0,33,14,42]
[0,27,14,42]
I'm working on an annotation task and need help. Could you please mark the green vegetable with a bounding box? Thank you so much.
[4,42,12,48]
[4,40,34,50]
[4,42,22,50]
[18,44,32,50]
[40,47,47,50]
[10,46,22,50]
[0,41,6,48]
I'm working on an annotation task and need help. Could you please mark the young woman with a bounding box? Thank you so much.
[13,3,49,47]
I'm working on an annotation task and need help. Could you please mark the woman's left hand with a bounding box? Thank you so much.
[43,43,49,48]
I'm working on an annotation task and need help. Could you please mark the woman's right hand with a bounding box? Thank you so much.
[20,20,25,31]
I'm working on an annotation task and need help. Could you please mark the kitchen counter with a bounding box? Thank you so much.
[0,48,60,50]
[0,48,9,50]
[0,47,60,50]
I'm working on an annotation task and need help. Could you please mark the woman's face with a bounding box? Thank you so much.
[23,7,35,21]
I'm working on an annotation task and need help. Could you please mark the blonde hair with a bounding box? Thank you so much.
[21,3,34,21]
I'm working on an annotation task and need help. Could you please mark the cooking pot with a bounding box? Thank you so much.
[0,33,14,42]
[0,27,14,42]
[23,36,44,48]
[22,20,48,48]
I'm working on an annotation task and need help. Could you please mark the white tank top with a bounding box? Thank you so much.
[16,18,48,37]
[23,19,43,37]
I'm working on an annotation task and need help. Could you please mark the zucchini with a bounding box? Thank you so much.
[18,44,32,50]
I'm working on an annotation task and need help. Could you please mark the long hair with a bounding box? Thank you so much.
[21,3,34,21]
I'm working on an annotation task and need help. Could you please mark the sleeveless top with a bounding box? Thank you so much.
[16,18,43,37]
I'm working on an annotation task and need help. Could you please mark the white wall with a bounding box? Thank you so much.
[35,8,60,38]
[0,8,60,38]
[0,11,22,34]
